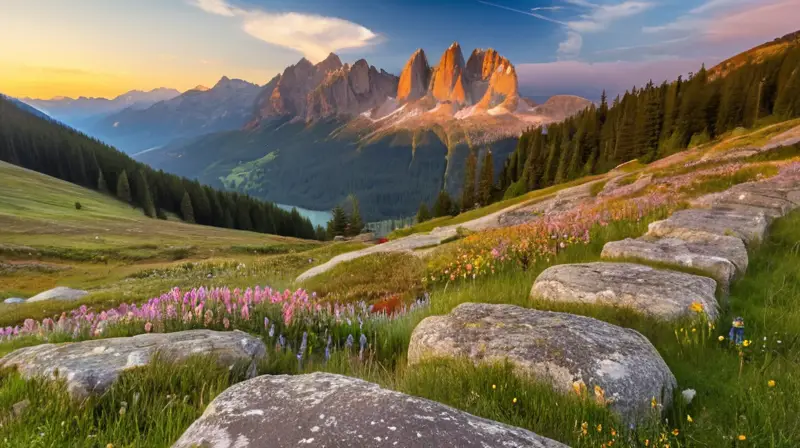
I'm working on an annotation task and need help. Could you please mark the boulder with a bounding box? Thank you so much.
[531,262,718,321]
[3,297,25,304]
[26,286,88,303]
[408,303,676,423]
[647,208,769,246]
[172,372,566,448]
[692,179,800,219]
[601,235,747,292]
[351,232,376,243]
[0,330,266,399]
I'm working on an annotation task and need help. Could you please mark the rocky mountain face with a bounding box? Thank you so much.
[89,77,261,153]
[21,88,181,130]
[393,43,520,113]
[249,53,398,124]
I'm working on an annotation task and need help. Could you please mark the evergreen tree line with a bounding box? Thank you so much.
[0,96,320,240]
[501,45,800,195]
[326,194,365,238]
[416,149,497,224]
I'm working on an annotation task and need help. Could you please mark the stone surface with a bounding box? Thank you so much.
[429,42,469,104]
[601,235,748,291]
[26,286,88,303]
[692,174,800,219]
[408,303,676,423]
[397,49,432,103]
[3,298,25,304]
[647,207,770,246]
[172,372,566,448]
[531,262,719,321]
[0,330,266,399]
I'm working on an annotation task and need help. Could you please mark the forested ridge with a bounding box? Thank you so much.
[500,42,800,195]
[0,96,320,240]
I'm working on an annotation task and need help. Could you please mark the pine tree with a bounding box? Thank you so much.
[478,150,494,205]
[136,170,156,218]
[327,205,348,237]
[97,169,108,193]
[461,151,478,210]
[347,194,364,236]
[116,170,132,204]
[416,202,431,223]
[180,191,195,223]
[433,190,453,217]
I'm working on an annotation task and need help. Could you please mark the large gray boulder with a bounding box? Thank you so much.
[531,262,718,321]
[0,330,265,399]
[647,208,769,246]
[26,286,88,303]
[408,303,675,423]
[692,178,800,219]
[601,235,747,293]
[172,372,567,448]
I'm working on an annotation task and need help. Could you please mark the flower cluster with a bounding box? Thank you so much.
[426,193,677,285]
[0,286,429,348]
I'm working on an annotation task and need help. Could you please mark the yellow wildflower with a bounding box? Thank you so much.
[718,336,725,341]
[492,384,496,390]
[672,428,679,436]
[645,440,650,447]
[651,397,658,409]
[738,434,747,441]
[689,302,704,313]
[581,421,588,436]
[512,397,517,404]
[687,415,693,423]
[743,340,751,347]
[597,424,603,432]
[768,380,776,387]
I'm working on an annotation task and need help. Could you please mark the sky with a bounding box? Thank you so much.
[1,0,798,100]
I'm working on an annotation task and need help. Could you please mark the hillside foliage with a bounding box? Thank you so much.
[0,96,319,239]
[501,44,800,194]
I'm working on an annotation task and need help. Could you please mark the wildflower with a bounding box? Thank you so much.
[768,379,776,387]
[492,384,496,390]
[263,317,269,330]
[651,397,658,409]
[743,340,750,347]
[144,322,153,333]
[672,429,679,436]
[581,422,588,435]
[223,317,230,329]
[597,424,602,432]
[718,336,725,341]
[738,435,746,441]
[107,444,114,448]
[359,333,368,360]
[689,302,704,313]
[645,440,650,447]
[687,415,693,423]
[325,335,332,362]
[268,324,275,338]
[611,429,617,437]
[512,397,517,404]
[345,334,354,350]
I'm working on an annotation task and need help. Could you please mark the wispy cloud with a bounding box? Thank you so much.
[476,1,566,25]
[188,0,379,62]
[478,0,652,60]
[558,31,584,59]
[567,1,653,33]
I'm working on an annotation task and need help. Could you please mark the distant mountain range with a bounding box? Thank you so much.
[131,43,592,220]
[22,88,181,130]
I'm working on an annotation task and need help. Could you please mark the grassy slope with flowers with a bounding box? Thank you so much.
[0,128,800,446]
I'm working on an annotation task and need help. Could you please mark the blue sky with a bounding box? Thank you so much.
[1,0,798,99]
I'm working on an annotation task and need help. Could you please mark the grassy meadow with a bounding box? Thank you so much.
[1,124,799,447]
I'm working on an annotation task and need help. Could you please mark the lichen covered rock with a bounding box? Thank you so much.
[172,372,567,448]
[0,330,266,399]
[408,303,676,423]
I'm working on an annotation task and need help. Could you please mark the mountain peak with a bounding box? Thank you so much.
[398,49,431,103]
[192,85,210,92]
[430,43,467,103]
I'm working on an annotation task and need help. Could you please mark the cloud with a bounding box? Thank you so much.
[567,1,653,33]
[476,1,566,25]
[689,0,751,14]
[558,31,584,59]
[191,0,236,16]
[531,6,564,11]
[188,0,379,62]
[517,58,708,99]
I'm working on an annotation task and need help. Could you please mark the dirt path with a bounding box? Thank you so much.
[295,180,605,282]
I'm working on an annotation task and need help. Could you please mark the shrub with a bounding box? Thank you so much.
[74,201,82,210]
